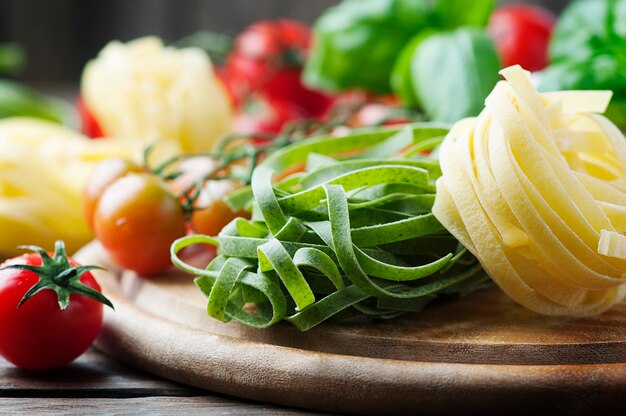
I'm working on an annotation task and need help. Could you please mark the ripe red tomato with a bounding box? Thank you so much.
[262,68,333,118]
[93,173,186,276]
[236,19,310,58]
[76,95,104,138]
[191,199,243,237]
[0,243,110,370]
[223,54,272,105]
[488,4,555,71]
[84,158,144,231]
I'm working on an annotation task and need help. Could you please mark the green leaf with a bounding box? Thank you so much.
[390,33,432,108]
[549,0,623,64]
[432,0,495,29]
[604,98,626,128]
[303,0,434,93]
[174,31,233,65]
[535,57,626,93]
[540,0,626,129]
[305,0,495,95]
[409,28,501,123]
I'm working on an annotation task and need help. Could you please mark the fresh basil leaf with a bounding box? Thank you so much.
[304,0,434,94]
[550,0,626,63]
[535,55,626,93]
[390,31,436,108]
[550,0,610,63]
[541,0,626,128]
[305,0,496,94]
[432,0,495,29]
[409,28,501,123]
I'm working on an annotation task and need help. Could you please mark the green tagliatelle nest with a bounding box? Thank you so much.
[171,125,489,330]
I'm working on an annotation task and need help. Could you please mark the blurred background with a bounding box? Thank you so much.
[0,0,570,84]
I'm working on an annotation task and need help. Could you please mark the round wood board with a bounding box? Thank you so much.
[75,242,626,415]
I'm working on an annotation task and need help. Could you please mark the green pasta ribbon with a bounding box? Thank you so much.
[171,124,489,331]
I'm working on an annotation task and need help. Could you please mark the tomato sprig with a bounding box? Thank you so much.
[85,105,417,277]
[0,241,113,310]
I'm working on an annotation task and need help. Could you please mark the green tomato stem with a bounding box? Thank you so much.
[0,241,113,311]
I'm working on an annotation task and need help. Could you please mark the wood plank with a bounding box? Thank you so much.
[0,397,322,415]
[0,350,314,414]
[0,350,196,398]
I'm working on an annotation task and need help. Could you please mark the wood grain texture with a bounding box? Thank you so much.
[75,242,626,415]
[0,350,320,414]
[0,350,196,398]
[0,397,321,416]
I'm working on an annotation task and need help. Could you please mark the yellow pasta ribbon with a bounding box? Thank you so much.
[433,65,626,316]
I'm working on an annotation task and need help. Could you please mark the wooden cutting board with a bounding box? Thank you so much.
[75,242,626,415]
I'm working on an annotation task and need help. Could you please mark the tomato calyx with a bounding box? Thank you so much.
[0,241,113,310]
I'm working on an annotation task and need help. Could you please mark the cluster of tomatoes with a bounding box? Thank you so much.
[220,19,414,138]
[219,5,557,137]
[220,20,334,136]
[84,154,244,276]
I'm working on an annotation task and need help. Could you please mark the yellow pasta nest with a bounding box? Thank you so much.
[433,65,626,316]
[81,37,232,153]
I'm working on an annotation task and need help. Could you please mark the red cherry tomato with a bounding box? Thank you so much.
[166,157,249,245]
[224,54,273,103]
[235,21,280,59]
[76,96,105,138]
[191,198,244,237]
[262,68,333,118]
[93,173,186,276]
[233,19,310,66]
[488,4,555,72]
[0,244,109,370]
[276,19,311,51]
[84,158,144,231]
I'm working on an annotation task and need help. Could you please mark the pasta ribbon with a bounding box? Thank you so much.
[433,65,626,316]
[172,125,488,330]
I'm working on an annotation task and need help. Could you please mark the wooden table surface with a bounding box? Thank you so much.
[0,349,325,415]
